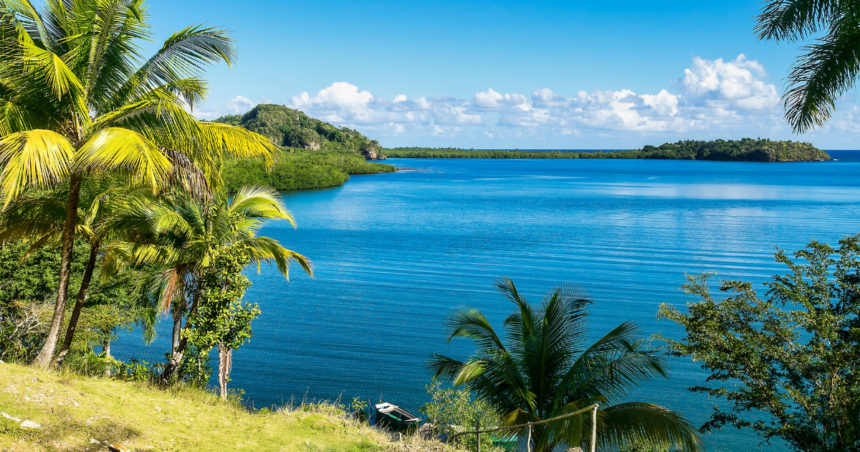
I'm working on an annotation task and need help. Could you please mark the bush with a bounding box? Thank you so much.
[419,380,503,452]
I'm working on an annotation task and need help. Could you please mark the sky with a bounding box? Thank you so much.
[147,0,860,149]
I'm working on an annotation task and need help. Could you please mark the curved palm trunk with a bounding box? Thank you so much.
[33,174,83,369]
[54,239,101,366]
[218,343,232,400]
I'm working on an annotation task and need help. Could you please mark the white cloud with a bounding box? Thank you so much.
[226,95,255,114]
[270,55,860,147]
[678,54,779,111]
[290,82,376,122]
[473,88,505,109]
[641,90,679,117]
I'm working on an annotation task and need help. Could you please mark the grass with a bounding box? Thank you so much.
[0,361,451,452]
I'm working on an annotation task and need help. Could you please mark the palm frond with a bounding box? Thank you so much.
[110,24,233,107]
[0,129,73,203]
[782,17,860,132]
[445,306,507,350]
[597,402,703,452]
[75,127,172,188]
[755,0,841,42]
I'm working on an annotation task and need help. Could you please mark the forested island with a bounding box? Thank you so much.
[217,109,831,192]
[385,138,831,162]
[216,105,394,191]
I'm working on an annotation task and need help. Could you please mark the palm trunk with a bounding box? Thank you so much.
[218,343,232,400]
[171,305,182,357]
[33,174,83,369]
[160,290,200,384]
[103,339,111,358]
[54,240,101,366]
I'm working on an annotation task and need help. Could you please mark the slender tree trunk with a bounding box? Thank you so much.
[33,174,83,369]
[160,291,200,384]
[54,240,101,366]
[171,305,182,357]
[218,343,232,400]
[103,339,112,377]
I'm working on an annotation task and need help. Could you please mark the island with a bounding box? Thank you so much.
[384,139,832,162]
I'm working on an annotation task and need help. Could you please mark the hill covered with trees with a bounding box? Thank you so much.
[214,105,394,191]
[215,104,386,159]
[385,139,831,162]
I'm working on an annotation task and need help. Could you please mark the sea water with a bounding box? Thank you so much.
[114,153,860,451]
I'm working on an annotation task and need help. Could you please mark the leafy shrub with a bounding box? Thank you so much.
[116,358,160,382]
[419,380,503,452]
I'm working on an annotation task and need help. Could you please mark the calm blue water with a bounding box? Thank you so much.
[114,151,860,451]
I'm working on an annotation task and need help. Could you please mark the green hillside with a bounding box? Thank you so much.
[215,104,386,160]
[215,105,394,191]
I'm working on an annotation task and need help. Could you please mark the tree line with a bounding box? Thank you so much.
[384,138,830,162]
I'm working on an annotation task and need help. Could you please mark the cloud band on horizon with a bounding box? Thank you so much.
[196,55,860,148]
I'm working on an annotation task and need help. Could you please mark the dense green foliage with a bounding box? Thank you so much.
[419,380,502,452]
[215,104,386,159]
[386,139,830,162]
[215,104,397,192]
[658,237,860,452]
[0,241,150,363]
[221,150,394,192]
[431,278,702,452]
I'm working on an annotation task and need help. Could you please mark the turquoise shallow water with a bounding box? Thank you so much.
[115,153,860,451]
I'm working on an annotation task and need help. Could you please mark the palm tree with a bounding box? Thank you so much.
[0,177,143,365]
[108,185,312,385]
[756,1,860,132]
[0,0,278,368]
[430,278,702,452]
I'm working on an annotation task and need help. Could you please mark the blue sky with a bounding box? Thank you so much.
[149,0,860,149]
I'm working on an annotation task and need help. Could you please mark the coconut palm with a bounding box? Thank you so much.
[430,278,702,452]
[0,177,146,364]
[756,1,860,132]
[0,0,278,367]
[107,185,312,383]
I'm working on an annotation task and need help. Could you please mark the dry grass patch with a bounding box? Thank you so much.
[0,362,459,452]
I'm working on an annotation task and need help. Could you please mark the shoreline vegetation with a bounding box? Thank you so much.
[214,104,395,191]
[221,150,394,192]
[384,138,831,162]
[215,109,831,193]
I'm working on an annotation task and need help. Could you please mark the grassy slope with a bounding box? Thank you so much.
[0,362,391,452]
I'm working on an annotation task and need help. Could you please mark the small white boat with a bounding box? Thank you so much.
[374,402,420,429]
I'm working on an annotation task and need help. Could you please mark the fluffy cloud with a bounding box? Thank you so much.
[290,82,377,123]
[678,55,778,111]
[205,55,860,146]
[226,95,255,114]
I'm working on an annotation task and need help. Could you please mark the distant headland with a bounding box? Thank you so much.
[384,139,831,162]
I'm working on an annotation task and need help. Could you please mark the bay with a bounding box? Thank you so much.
[114,152,860,451]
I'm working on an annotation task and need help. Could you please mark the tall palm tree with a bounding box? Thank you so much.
[0,0,278,367]
[0,177,143,364]
[430,278,702,452]
[756,1,860,132]
[107,185,312,383]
